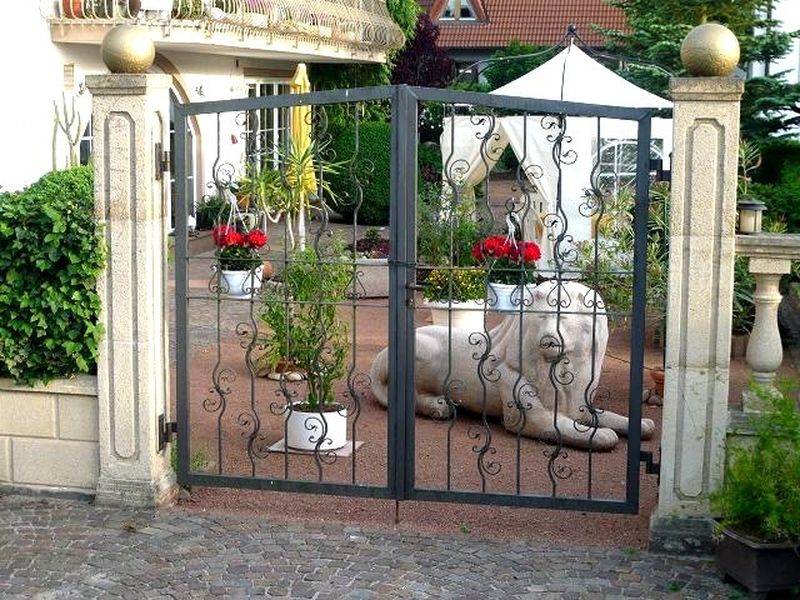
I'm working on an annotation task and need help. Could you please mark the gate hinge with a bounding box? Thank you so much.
[154,142,172,180]
[157,414,177,453]
[640,450,660,477]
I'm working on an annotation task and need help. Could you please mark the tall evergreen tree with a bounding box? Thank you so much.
[601,0,800,141]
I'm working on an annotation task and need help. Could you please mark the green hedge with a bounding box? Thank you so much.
[0,167,105,383]
[328,121,392,225]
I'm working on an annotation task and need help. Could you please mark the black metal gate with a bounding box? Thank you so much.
[173,85,656,513]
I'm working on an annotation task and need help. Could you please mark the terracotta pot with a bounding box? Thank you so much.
[62,0,84,17]
[650,368,665,397]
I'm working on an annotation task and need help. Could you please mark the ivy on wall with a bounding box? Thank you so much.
[0,166,105,384]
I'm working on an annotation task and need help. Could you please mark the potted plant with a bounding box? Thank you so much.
[710,381,800,594]
[212,223,267,299]
[472,234,541,312]
[421,267,486,331]
[258,241,351,450]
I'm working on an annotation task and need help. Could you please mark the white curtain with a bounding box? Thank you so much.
[440,115,508,204]
[499,116,559,270]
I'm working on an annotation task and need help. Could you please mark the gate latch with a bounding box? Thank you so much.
[640,450,660,477]
[157,414,177,453]
[154,142,172,180]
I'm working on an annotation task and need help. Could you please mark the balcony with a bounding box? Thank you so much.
[47,0,405,63]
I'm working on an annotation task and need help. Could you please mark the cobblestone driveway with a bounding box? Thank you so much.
[0,494,745,599]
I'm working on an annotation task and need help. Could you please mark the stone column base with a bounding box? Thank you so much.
[94,472,178,508]
[649,514,716,555]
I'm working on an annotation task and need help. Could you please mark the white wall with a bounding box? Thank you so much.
[0,11,299,194]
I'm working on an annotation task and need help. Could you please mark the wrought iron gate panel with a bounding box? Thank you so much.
[173,84,656,513]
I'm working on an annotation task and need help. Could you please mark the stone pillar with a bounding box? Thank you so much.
[86,74,177,507]
[649,77,744,554]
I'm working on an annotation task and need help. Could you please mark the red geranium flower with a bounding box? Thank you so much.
[472,234,541,285]
[246,228,267,249]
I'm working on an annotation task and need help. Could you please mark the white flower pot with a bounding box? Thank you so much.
[486,282,534,312]
[286,404,348,451]
[422,298,486,332]
[220,265,263,298]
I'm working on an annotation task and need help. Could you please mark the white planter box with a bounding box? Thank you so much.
[0,376,99,495]
[421,298,486,332]
[220,265,263,298]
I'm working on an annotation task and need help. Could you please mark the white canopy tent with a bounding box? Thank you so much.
[440,44,673,268]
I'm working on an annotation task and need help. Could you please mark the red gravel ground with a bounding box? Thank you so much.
[172,286,794,550]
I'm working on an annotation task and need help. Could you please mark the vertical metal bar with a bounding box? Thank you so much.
[173,104,190,486]
[626,114,652,508]
[387,86,405,499]
[387,85,418,500]
[402,88,418,498]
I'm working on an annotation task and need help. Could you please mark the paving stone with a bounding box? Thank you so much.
[0,494,749,599]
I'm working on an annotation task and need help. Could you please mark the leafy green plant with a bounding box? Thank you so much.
[732,255,755,335]
[258,240,351,410]
[0,166,105,383]
[423,267,485,303]
[417,182,488,268]
[573,183,669,323]
[195,194,231,231]
[711,381,800,543]
[172,0,204,19]
[328,121,392,225]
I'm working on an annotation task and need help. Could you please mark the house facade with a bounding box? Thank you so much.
[0,1,403,206]
[418,0,625,75]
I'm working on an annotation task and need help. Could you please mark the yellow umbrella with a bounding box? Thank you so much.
[289,63,316,249]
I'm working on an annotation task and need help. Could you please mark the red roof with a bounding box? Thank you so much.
[420,0,626,49]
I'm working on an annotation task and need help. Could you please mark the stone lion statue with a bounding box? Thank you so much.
[370,280,655,451]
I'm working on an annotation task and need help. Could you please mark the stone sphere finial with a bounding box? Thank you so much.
[101,25,155,74]
[680,22,740,77]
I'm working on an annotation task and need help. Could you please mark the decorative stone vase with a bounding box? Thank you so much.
[716,527,800,594]
[486,282,534,312]
[422,298,485,332]
[286,404,347,451]
[220,265,263,298]
[62,0,84,17]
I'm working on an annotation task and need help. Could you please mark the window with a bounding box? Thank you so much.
[170,91,197,230]
[595,138,664,196]
[245,80,291,170]
[441,0,477,21]
[79,119,93,166]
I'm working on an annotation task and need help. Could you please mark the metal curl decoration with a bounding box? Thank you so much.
[560,148,578,166]
[539,334,563,355]
[203,367,235,413]
[235,321,257,350]
[503,381,536,431]
[545,281,573,309]
[445,157,471,187]
[346,268,368,300]
[578,190,603,219]
[468,426,502,477]
[544,447,573,480]
[469,331,502,383]
[237,411,257,438]
[441,377,465,413]
[252,434,273,459]
[208,264,223,295]
[581,288,606,312]
[554,238,579,265]
[552,356,575,387]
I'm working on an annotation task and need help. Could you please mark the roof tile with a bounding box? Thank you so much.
[422,0,625,49]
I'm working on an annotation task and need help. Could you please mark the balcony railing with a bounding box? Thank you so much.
[48,0,405,56]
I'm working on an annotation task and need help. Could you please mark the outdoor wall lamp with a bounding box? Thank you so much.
[737,200,766,234]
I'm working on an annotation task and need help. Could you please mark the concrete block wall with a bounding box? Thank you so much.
[0,376,99,495]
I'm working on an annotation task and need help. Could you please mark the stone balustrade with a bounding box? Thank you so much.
[734,233,800,411]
